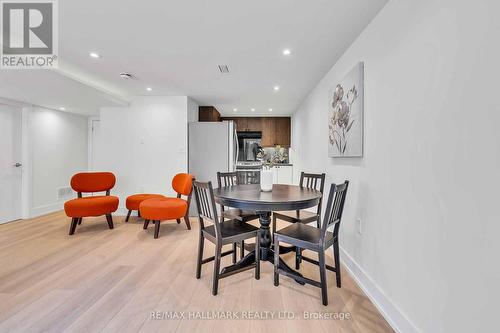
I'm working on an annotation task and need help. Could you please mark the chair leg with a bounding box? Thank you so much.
[232,243,237,264]
[143,219,150,229]
[273,238,280,286]
[106,214,114,229]
[77,218,82,225]
[176,219,181,224]
[319,250,328,306]
[69,218,78,235]
[240,240,245,259]
[196,233,204,279]
[255,233,260,280]
[154,220,161,239]
[333,241,341,288]
[272,213,277,244]
[295,247,302,270]
[125,210,132,222]
[212,244,222,295]
[184,213,191,230]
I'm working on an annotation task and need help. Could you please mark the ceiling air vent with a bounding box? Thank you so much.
[218,65,229,73]
[119,72,133,79]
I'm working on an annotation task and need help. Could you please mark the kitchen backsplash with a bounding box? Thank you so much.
[262,146,289,164]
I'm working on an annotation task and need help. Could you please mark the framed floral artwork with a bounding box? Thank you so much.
[328,62,364,157]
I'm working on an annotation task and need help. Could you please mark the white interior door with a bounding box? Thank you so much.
[0,104,22,224]
[90,119,102,170]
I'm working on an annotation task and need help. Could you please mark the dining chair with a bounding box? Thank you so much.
[272,172,326,268]
[193,180,260,296]
[217,171,260,261]
[273,181,349,306]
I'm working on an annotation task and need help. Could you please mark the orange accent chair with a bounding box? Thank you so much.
[139,173,194,238]
[125,194,165,222]
[64,172,119,235]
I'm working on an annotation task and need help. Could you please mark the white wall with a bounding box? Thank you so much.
[292,1,500,332]
[29,107,88,216]
[187,97,199,123]
[95,96,191,214]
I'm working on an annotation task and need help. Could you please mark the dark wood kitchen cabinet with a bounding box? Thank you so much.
[198,106,221,122]
[246,117,262,131]
[261,117,291,147]
[221,116,291,147]
[273,117,291,147]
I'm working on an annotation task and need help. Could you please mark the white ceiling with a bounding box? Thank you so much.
[1,0,387,116]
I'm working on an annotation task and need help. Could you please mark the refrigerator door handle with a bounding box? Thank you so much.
[234,125,239,170]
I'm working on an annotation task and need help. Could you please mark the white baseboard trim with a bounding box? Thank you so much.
[31,202,64,218]
[339,247,420,333]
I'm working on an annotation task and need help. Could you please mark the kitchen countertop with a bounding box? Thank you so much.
[271,163,293,166]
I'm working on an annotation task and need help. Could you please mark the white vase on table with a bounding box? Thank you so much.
[260,169,273,192]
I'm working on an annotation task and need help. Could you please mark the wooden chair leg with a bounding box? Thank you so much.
[125,210,132,222]
[106,214,114,229]
[154,220,161,239]
[240,240,245,259]
[176,219,181,224]
[319,250,328,306]
[196,234,204,279]
[295,247,302,269]
[273,238,280,286]
[272,213,277,243]
[255,233,260,280]
[69,218,78,235]
[232,243,237,264]
[78,218,83,225]
[333,241,341,288]
[212,244,222,295]
[184,214,191,230]
[143,219,150,229]
[138,210,141,218]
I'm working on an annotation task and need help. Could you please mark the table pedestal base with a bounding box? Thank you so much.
[219,211,306,284]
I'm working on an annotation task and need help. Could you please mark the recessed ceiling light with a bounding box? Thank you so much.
[251,108,255,112]
[274,86,280,91]
[89,52,100,59]
[233,108,237,112]
[59,107,66,111]
[146,87,153,91]
[268,108,273,112]
[283,49,291,56]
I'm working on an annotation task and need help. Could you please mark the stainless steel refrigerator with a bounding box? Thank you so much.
[188,121,237,214]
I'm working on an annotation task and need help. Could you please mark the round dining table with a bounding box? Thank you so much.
[213,184,322,279]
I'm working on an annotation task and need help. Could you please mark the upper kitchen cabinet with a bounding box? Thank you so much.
[222,117,291,147]
[246,117,262,131]
[199,106,221,122]
[261,117,291,147]
[273,117,291,147]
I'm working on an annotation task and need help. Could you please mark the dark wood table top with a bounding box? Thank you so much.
[214,184,322,211]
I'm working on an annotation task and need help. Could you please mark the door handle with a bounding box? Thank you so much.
[14,162,22,167]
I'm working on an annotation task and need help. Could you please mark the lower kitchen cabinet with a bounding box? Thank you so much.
[272,165,293,185]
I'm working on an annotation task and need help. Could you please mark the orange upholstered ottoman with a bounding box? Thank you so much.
[125,194,165,222]
[139,197,188,238]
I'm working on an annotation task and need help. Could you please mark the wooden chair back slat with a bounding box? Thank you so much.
[320,181,349,240]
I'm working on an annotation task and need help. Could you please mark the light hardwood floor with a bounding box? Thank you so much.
[0,211,393,333]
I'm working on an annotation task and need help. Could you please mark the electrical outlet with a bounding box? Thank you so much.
[357,218,362,235]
